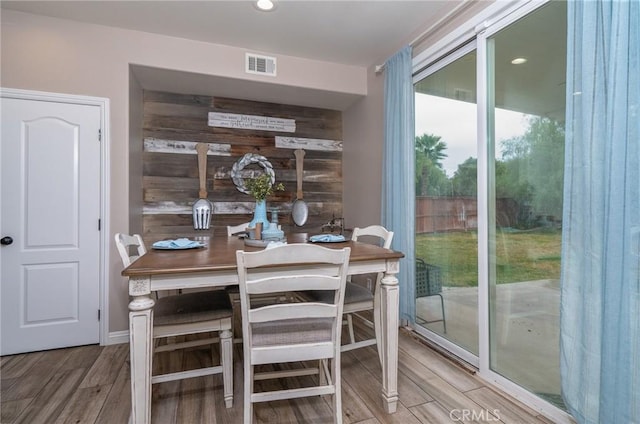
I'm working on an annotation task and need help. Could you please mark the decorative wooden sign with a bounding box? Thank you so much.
[208,112,296,132]
[144,138,231,156]
[275,136,343,152]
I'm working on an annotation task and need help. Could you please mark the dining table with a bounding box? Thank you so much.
[121,232,404,424]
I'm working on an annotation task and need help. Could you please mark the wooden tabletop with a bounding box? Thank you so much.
[122,233,404,278]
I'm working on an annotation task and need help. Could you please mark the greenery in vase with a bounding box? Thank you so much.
[245,174,285,201]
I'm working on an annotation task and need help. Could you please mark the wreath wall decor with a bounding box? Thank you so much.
[231,153,275,194]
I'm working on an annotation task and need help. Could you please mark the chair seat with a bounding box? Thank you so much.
[252,318,334,347]
[307,282,373,305]
[155,290,232,326]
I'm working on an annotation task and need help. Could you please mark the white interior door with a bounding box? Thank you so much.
[1,95,102,355]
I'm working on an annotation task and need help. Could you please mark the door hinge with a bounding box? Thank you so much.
[98,219,101,231]
[98,309,101,321]
[98,129,102,141]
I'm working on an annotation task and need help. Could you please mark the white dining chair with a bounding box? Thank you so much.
[343,225,393,351]
[300,225,393,354]
[115,233,147,265]
[114,233,234,408]
[236,244,351,424]
[227,222,251,236]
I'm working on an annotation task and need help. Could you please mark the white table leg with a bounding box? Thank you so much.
[128,277,155,424]
[379,261,399,413]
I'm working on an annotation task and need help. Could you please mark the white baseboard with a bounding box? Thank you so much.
[106,330,129,345]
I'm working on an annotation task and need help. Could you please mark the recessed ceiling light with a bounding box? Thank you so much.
[256,0,275,11]
[511,57,528,65]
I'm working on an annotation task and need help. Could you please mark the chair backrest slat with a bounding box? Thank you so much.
[245,275,341,294]
[249,303,337,323]
[240,243,349,268]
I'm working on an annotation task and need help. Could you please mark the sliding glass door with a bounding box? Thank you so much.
[414,45,479,362]
[413,0,567,416]
[486,1,566,409]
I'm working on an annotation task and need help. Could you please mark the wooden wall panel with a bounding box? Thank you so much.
[142,91,343,239]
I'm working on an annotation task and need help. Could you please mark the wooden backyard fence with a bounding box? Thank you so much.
[416,197,518,234]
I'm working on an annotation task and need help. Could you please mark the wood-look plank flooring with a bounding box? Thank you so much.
[1,328,557,423]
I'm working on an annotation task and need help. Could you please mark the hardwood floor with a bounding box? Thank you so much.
[1,328,557,423]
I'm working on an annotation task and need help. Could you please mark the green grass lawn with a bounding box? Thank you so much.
[416,229,562,287]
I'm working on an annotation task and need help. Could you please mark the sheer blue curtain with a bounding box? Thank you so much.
[561,1,639,423]
[382,46,415,322]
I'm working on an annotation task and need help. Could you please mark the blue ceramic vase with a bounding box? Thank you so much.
[249,199,269,229]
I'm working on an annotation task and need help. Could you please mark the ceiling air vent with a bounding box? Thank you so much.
[246,53,277,77]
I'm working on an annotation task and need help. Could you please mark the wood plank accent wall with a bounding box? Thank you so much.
[142,91,343,239]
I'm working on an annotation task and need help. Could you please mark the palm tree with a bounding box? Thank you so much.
[415,134,447,169]
[415,134,448,196]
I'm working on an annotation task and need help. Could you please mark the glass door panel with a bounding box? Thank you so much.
[487,1,566,409]
[414,49,479,357]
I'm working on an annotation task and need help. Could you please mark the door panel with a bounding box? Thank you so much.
[25,263,78,323]
[26,118,80,247]
[1,96,101,355]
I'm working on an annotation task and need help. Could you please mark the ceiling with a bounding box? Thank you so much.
[2,1,566,117]
[2,1,468,110]
[1,0,460,67]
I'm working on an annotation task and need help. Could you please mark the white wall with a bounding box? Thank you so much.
[1,3,493,338]
[1,9,367,335]
[343,68,385,230]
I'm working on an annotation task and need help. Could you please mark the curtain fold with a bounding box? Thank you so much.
[561,1,639,423]
[382,46,415,322]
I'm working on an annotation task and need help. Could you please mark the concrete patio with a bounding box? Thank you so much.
[416,279,563,407]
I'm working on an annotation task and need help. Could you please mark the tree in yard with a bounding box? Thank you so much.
[451,157,477,196]
[415,133,450,196]
[499,116,565,221]
[416,133,448,166]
